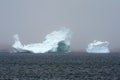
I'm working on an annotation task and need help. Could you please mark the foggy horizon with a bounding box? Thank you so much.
[0,0,120,52]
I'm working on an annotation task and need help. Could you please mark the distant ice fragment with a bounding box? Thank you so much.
[86,40,110,53]
[12,28,71,53]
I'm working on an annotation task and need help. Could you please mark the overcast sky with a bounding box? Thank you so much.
[0,0,120,52]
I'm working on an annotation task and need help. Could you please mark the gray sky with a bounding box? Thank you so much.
[0,0,120,52]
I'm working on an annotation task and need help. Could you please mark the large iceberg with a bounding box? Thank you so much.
[12,28,71,53]
[86,40,110,53]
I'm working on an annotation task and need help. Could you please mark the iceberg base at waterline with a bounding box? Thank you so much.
[12,28,71,53]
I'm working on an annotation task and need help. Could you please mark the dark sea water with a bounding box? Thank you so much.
[0,52,120,80]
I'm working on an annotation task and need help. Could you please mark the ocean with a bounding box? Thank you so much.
[0,52,120,80]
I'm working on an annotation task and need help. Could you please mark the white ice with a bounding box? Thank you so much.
[86,40,110,53]
[12,28,71,53]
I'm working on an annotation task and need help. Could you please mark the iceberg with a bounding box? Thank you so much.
[86,40,110,53]
[12,28,71,53]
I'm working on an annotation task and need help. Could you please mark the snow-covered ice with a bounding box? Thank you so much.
[86,40,110,53]
[12,28,71,53]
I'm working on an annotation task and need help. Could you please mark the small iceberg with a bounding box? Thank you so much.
[86,40,110,53]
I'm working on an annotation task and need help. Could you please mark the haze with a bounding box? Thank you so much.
[0,0,120,52]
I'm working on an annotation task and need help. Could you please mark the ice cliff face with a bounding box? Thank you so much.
[86,40,110,53]
[12,28,71,53]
